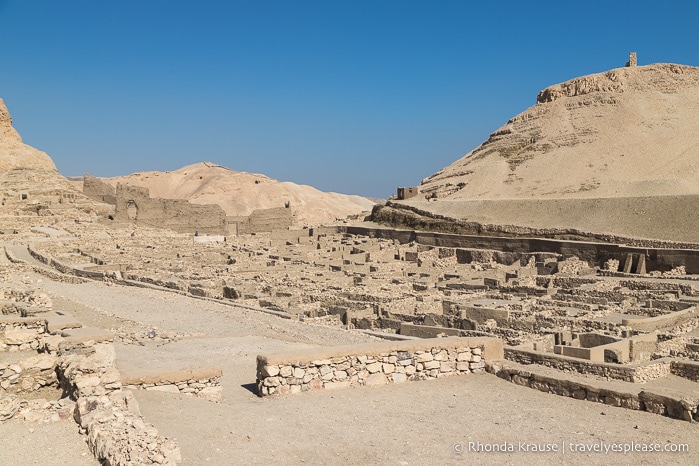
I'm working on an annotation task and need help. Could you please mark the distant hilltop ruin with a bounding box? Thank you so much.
[83,162,374,233]
[83,174,295,235]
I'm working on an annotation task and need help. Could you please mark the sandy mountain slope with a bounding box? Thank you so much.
[387,63,699,243]
[0,98,57,172]
[100,162,375,226]
[420,63,699,200]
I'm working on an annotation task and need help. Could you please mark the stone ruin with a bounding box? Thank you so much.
[16,218,699,424]
[83,174,296,235]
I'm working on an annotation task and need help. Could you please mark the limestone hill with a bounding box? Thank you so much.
[381,62,699,244]
[95,162,375,227]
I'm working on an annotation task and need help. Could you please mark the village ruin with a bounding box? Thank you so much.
[2,57,699,464]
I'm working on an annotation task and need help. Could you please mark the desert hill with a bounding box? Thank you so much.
[96,162,375,227]
[381,62,699,243]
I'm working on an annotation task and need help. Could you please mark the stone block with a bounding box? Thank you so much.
[325,381,351,391]
[146,384,180,394]
[365,373,388,387]
[366,362,382,374]
[456,352,471,362]
[4,328,38,345]
[263,377,281,387]
[260,365,279,377]
[197,386,222,402]
[307,379,322,390]
[423,361,440,370]
[456,362,470,372]
[439,362,453,372]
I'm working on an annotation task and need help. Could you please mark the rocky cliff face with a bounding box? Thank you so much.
[0,98,57,172]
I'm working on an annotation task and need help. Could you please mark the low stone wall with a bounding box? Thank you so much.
[256,336,503,396]
[621,306,696,332]
[74,389,182,464]
[57,341,182,464]
[671,360,699,382]
[505,346,671,383]
[0,353,57,394]
[490,361,698,422]
[122,368,222,402]
[28,245,106,280]
[3,246,22,264]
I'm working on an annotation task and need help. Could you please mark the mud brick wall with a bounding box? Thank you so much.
[256,336,503,396]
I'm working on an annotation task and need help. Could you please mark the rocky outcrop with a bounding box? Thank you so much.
[0,98,57,172]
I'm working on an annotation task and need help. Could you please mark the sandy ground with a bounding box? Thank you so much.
[0,417,97,465]
[23,273,699,466]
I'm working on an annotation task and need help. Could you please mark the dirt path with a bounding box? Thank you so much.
[0,418,97,465]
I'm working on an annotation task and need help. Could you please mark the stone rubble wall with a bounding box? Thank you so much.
[0,318,46,351]
[671,360,699,382]
[6,245,86,284]
[621,306,696,332]
[122,370,222,402]
[256,336,503,396]
[0,353,57,394]
[74,390,182,465]
[504,347,672,383]
[57,341,182,464]
[3,245,22,264]
[490,361,699,422]
[28,244,106,280]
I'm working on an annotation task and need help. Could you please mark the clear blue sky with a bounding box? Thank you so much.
[1,1,698,198]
